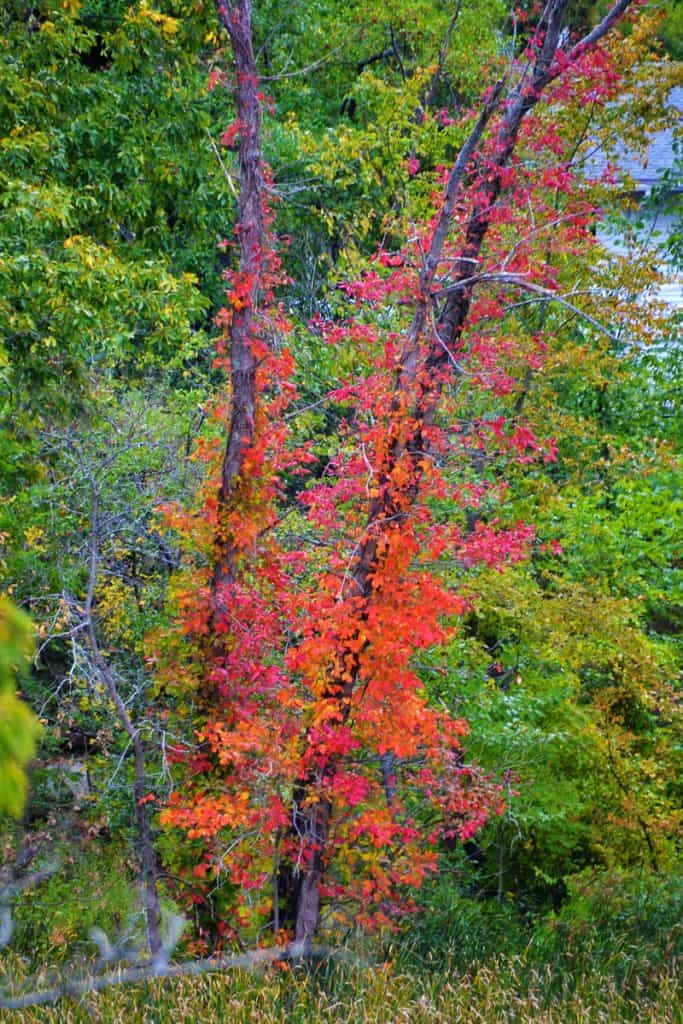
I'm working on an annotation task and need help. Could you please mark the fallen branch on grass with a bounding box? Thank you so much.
[0,937,365,1010]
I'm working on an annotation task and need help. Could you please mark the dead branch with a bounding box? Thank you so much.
[0,942,365,1010]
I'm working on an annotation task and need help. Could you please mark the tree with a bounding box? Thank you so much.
[158,0,648,947]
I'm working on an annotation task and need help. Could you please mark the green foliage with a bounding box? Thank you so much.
[403,867,683,1009]
[0,0,220,469]
[658,0,683,58]
[0,596,39,818]
[400,880,528,968]
[530,868,683,987]
[7,842,142,968]
[1,392,209,845]
[0,868,680,1014]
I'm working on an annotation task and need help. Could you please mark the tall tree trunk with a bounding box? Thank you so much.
[292,0,635,943]
[206,0,634,945]
[212,0,265,595]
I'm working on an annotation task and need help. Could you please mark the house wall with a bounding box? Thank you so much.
[596,206,683,310]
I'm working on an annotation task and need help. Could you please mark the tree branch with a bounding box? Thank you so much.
[84,483,162,956]
[432,272,623,341]
[0,943,362,1011]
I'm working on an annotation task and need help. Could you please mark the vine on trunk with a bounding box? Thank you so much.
[156,0,639,947]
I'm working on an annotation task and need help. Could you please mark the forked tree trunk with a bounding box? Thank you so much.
[209,0,635,945]
[291,0,635,943]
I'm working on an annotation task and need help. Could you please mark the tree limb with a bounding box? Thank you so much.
[0,943,364,1011]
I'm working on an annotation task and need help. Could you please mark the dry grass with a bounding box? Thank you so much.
[0,956,679,1023]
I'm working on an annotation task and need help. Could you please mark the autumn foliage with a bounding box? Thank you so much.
[143,0,668,946]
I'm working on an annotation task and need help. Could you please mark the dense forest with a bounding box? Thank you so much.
[0,0,681,1019]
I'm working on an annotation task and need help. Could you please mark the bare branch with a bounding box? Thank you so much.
[423,0,464,109]
[206,129,238,198]
[432,271,623,341]
[83,483,162,956]
[566,0,635,58]
[0,857,60,951]
[0,944,364,1011]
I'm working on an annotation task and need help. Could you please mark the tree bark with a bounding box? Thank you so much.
[212,0,265,595]
[206,0,635,945]
[292,0,635,943]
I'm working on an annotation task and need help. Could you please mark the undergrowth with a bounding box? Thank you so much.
[0,958,679,1024]
[0,866,680,1021]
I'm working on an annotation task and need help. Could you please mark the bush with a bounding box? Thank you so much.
[9,842,141,969]
[400,865,682,1000]
[399,876,528,970]
[528,868,683,992]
